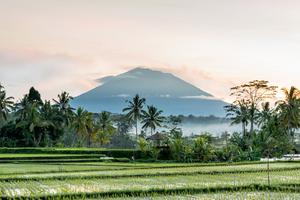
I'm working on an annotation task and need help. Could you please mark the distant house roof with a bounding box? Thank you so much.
[147,132,166,141]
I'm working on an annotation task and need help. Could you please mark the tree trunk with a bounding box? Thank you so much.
[242,122,246,137]
[135,119,138,148]
[33,131,43,147]
[132,119,138,161]
[250,119,254,135]
[249,105,255,135]
[267,152,270,187]
[88,134,91,147]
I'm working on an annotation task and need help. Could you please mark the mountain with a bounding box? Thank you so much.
[72,67,228,116]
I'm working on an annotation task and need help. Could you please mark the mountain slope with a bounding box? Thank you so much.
[72,67,228,116]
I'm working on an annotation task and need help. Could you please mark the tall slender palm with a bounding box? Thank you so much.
[122,94,145,144]
[53,92,74,126]
[85,112,95,147]
[225,100,249,137]
[141,105,164,135]
[15,95,31,121]
[16,102,52,146]
[96,111,116,146]
[97,111,114,131]
[256,102,273,128]
[27,103,52,147]
[53,91,73,110]
[276,86,300,137]
[40,100,65,142]
[72,107,90,145]
[0,84,14,123]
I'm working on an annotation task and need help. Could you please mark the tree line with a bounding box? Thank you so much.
[135,80,300,162]
[0,80,300,162]
[0,85,165,148]
[224,80,300,159]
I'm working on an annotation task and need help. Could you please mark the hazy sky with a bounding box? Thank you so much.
[1,0,300,102]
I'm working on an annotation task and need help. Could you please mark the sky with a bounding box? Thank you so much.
[1,0,300,102]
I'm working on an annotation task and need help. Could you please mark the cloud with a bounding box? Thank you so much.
[180,95,219,100]
[1,0,300,103]
[160,94,171,98]
[0,49,97,100]
[113,94,131,98]
[151,65,237,102]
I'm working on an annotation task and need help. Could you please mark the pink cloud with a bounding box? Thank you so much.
[153,65,237,101]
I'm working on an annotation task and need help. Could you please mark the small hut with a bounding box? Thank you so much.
[146,132,167,147]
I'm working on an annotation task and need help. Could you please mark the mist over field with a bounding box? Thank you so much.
[180,122,240,136]
[139,121,240,137]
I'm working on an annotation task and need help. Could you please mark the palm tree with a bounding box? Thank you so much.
[53,91,73,110]
[40,100,65,143]
[256,102,273,128]
[122,94,145,144]
[16,102,52,146]
[53,91,74,126]
[96,112,116,146]
[141,105,164,135]
[0,85,14,123]
[97,111,114,131]
[225,100,249,137]
[15,95,31,121]
[276,86,300,138]
[72,107,90,145]
[85,112,95,147]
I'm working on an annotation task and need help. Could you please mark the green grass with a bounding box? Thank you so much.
[103,192,300,200]
[0,152,300,199]
[2,170,300,195]
[1,162,300,181]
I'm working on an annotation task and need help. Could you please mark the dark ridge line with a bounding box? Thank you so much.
[0,159,103,163]
[0,155,105,160]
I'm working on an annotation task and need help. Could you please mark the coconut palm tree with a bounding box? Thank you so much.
[256,102,273,128]
[122,94,145,143]
[141,105,164,135]
[72,107,90,145]
[15,95,31,121]
[0,85,14,123]
[53,91,73,110]
[225,100,250,137]
[53,91,74,126]
[85,112,95,147]
[97,112,115,132]
[276,86,300,138]
[95,112,116,146]
[40,100,65,144]
[16,102,52,146]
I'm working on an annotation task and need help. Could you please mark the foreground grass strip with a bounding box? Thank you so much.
[0,161,300,178]
[1,166,300,182]
[1,161,294,176]
[0,163,136,176]
[105,191,300,200]
[0,167,134,176]
[2,184,300,200]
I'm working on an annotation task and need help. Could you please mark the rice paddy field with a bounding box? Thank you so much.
[0,150,300,199]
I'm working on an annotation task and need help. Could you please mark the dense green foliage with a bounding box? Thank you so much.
[0,80,300,162]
